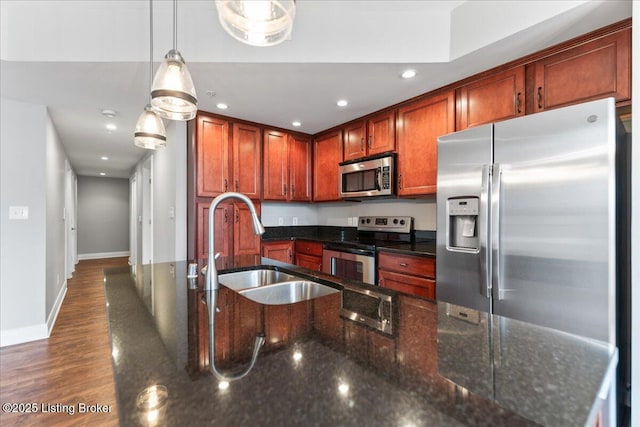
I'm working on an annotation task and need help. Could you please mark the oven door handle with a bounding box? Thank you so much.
[323,246,375,257]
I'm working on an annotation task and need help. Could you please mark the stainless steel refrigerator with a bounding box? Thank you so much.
[435,98,620,421]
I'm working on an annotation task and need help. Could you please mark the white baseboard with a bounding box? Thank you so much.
[47,281,67,335]
[0,324,48,347]
[78,251,130,260]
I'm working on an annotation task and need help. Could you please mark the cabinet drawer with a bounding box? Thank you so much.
[378,252,435,278]
[379,270,435,300]
[295,240,323,257]
[295,253,322,272]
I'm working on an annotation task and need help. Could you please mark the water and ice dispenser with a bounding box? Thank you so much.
[447,197,479,251]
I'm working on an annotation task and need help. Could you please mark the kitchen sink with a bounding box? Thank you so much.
[238,281,339,305]
[217,269,301,291]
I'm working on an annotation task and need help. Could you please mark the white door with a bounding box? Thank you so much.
[65,162,77,279]
[142,156,153,265]
[130,174,137,266]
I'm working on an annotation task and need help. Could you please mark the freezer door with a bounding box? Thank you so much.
[436,124,492,313]
[492,98,616,343]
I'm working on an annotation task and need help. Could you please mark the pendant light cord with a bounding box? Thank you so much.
[173,0,177,50]
[148,0,154,103]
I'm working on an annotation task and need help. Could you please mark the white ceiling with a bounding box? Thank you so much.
[0,0,632,178]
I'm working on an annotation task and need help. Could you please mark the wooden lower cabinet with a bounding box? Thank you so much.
[295,240,323,271]
[262,240,293,263]
[378,252,436,299]
[195,200,261,262]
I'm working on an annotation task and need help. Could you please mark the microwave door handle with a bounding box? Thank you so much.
[375,167,382,191]
[378,298,384,319]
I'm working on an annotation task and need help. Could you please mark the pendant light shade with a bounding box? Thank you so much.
[134,104,167,149]
[134,0,167,150]
[215,1,296,47]
[151,49,197,120]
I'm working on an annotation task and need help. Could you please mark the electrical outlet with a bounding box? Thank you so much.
[278,217,284,226]
[292,217,298,225]
[9,206,29,220]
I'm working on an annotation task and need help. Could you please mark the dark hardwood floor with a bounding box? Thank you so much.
[0,258,127,426]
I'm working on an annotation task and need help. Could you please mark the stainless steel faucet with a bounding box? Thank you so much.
[205,192,265,381]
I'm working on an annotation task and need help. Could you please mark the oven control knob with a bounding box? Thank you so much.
[393,218,398,224]
[400,219,406,225]
[360,218,365,224]
[366,218,371,224]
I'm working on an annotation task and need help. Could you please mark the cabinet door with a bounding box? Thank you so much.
[262,240,293,263]
[313,130,343,201]
[379,269,435,300]
[456,67,525,130]
[196,115,230,197]
[232,122,261,199]
[197,201,232,261]
[288,134,312,201]
[295,253,322,272]
[263,129,288,200]
[343,120,366,161]
[367,110,396,155]
[233,202,261,256]
[396,91,455,196]
[531,28,630,112]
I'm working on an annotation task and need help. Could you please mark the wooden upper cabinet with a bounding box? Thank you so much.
[196,115,230,197]
[456,66,525,130]
[232,123,261,199]
[288,134,312,201]
[367,110,396,155]
[263,131,312,202]
[396,91,455,196]
[530,28,630,112]
[313,130,343,201]
[343,111,396,161]
[263,129,288,200]
[196,201,232,261]
[343,120,367,161]
[233,202,261,256]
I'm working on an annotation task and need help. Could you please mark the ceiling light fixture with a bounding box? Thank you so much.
[101,109,117,118]
[106,123,117,131]
[151,0,197,120]
[291,121,301,127]
[99,172,106,176]
[101,156,109,160]
[337,99,348,107]
[215,0,296,47]
[401,69,417,79]
[216,103,229,110]
[135,0,167,149]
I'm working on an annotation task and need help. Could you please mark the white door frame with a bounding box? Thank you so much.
[64,162,76,279]
[129,173,138,266]
[142,156,153,265]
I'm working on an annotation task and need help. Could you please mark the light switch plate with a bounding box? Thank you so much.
[9,206,29,220]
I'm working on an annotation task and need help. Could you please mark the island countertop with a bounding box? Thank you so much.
[104,258,617,426]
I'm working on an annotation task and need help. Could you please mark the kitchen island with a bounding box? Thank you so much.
[104,258,616,426]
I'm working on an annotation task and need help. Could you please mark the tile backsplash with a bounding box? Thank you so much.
[262,199,436,231]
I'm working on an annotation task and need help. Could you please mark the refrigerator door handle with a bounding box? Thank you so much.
[479,164,491,297]
[491,163,505,300]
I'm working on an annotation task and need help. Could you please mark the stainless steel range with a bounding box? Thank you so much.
[322,216,414,285]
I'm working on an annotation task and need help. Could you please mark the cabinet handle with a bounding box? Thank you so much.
[537,87,543,110]
[235,211,239,223]
[224,179,229,192]
[516,92,521,114]
[398,174,403,189]
[288,249,292,260]
[235,180,239,191]
[224,209,228,223]
[361,137,365,151]
[368,135,372,149]
[283,184,288,195]
[399,263,408,267]
[291,185,295,196]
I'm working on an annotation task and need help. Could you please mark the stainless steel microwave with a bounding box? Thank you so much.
[339,153,395,198]
[341,284,394,335]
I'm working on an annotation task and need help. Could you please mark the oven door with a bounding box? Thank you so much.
[322,248,375,285]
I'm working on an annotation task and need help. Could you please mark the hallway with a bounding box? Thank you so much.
[0,258,126,426]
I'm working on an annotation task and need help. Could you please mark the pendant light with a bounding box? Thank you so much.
[215,1,296,47]
[151,0,197,121]
[134,0,167,149]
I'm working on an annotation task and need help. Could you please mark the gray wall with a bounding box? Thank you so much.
[77,176,129,256]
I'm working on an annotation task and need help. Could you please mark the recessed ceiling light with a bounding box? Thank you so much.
[401,69,417,79]
[99,172,106,176]
[337,99,348,107]
[101,109,117,118]
[216,103,228,110]
[101,156,109,160]
[292,121,301,127]
[105,123,117,131]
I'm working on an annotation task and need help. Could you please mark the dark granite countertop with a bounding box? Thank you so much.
[104,258,617,427]
[377,240,436,257]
